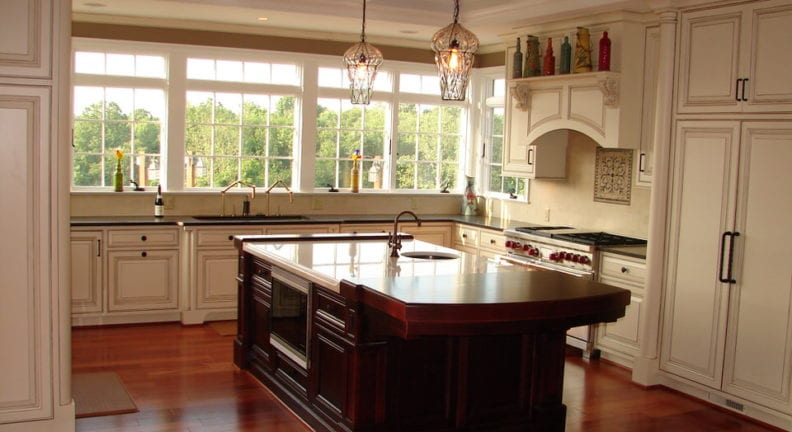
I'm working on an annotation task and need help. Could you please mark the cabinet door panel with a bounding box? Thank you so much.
[661,122,740,388]
[746,2,792,111]
[196,250,238,309]
[0,0,51,78]
[0,86,53,423]
[678,8,743,112]
[722,123,792,410]
[71,231,103,314]
[108,250,179,311]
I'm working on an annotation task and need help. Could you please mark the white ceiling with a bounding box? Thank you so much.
[73,0,653,50]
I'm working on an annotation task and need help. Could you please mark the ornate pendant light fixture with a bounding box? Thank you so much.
[431,0,479,101]
[343,0,383,104]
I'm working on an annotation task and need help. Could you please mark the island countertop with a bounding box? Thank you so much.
[239,234,630,336]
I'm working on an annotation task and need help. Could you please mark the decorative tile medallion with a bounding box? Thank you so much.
[594,148,632,205]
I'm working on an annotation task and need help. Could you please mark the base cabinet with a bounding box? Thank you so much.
[595,253,646,367]
[108,249,179,311]
[71,231,103,314]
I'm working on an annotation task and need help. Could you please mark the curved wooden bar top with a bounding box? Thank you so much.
[235,234,630,432]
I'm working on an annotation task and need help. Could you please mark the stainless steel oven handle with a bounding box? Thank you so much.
[499,255,593,278]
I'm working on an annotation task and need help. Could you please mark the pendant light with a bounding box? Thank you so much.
[431,0,479,101]
[343,0,383,105]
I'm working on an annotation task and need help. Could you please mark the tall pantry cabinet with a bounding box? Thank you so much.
[0,0,73,431]
[660,0,792,427]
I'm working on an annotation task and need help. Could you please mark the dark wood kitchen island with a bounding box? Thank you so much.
[233,234,629,432]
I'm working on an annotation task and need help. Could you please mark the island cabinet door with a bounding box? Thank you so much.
[249,266,273,371]
[310,322,351,424]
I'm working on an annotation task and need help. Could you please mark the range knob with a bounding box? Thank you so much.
[512,242,522,249]
[522,244,531,251]
[580,256,591,265]
[505,240,513,248]
[530,248,540,257]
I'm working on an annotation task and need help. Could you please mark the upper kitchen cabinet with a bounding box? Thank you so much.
[502,18,649,178]
[677,0,792,114]
[0,0,52,79]
[637,25,660,186]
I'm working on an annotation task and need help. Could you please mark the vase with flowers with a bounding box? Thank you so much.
[113,149,124,192]
[350,149,361,193]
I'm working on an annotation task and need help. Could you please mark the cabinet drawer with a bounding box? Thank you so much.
[197,227,262,247]
[107,228,179,248]
[599,254,646,286]
[455,225,479,248]
[314,288,347,331]
[479,229,506,253]
[340,223,391,234]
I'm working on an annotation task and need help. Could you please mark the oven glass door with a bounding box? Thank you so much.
[269,267,310,368]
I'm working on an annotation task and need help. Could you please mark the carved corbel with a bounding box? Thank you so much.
[598,76,620,108]
[509,82,531,111]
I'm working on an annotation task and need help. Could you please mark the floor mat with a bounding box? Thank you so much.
[73,372,137,418]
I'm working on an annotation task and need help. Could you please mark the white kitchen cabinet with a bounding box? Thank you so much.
[0,0,52,79]
[339,223,391,234]
[637,25,660,186]
[453,224,507,260]
[70,230,103,314]
[398,222,452,247]
[182,226,263,324]
[661,121,792,415]
[677,0,792,113]
[107,249,179,312]
[595,253,646,367]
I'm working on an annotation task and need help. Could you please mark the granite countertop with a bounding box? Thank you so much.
[70,214,519,231]
[240,234,630,330]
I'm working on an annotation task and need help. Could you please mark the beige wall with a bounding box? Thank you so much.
[483,132,650,238]
[71,191,463,218]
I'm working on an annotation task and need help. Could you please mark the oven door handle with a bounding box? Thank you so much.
[499,255,593,278]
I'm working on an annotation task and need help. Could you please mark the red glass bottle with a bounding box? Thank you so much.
[543,38,555,76]
[598,31,611,71]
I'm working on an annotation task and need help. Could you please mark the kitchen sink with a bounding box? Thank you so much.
[192,215,309,221]
[401,251,459,260]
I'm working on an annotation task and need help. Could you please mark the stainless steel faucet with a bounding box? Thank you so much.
[389,210,421,257]
[220,180,256,216]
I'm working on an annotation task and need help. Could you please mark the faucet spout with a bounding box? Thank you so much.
[389,211,421,257]
[220,180,257,216]
[265,179,294,216]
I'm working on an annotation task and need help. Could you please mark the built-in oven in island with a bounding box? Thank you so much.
[269,266,311,369]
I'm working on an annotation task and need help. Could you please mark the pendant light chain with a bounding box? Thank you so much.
[453,0,459,23]
[360,0,367,42]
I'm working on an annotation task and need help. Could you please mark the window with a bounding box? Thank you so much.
[396,103,462,190]
[315,98,389,189]
[72,50,166,187]
[71,40,472,193]
[184,56,299,188]
[483,77,527,198]
[185,91,296,187]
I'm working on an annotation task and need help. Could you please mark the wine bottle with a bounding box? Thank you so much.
[154,184,164,217]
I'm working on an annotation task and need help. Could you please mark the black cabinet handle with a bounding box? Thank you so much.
[141,251,147,257]
[228,235,233,241]
[719,231,739,283]
[97,239,101,257]
[141,235,147,241]
[741,78,748,101]
[735,79,742,101]
[527,148,534,165]
[639,153,646,172]
[621,266,629,274]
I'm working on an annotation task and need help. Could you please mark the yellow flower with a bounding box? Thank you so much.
[351,149,361,161]
[115,149,124,160]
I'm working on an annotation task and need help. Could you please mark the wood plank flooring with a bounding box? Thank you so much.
[72,323,779,432]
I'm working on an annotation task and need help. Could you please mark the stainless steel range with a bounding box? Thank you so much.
[500,225,646,356]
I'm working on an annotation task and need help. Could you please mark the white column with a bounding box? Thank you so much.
[632,9,678,386]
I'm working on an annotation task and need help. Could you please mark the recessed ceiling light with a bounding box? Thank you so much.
[83,1,107,7]
[400,29,418,34]
[257,16,269,22]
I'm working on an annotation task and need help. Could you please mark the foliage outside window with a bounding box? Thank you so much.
[484,78,526,198]
[184,91,296,188]
[72,51,166,187]
[315,98,388,190]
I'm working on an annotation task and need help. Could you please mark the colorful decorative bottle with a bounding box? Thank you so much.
[574,27,593,73]
[560,36,572,74]
[523,35,541,77]
[462,176,477,216]
[512,37,523,79]
[543,38,555,75]
[598,31,611,71]
[113,149,124,192]
[351,149,361,193]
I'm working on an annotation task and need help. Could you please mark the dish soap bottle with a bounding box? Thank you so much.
[154,184,164,217]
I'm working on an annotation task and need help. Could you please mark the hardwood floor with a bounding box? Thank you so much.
[73,323,778,432]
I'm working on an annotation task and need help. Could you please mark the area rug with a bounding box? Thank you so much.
[208,320,237,337]
[73,372,138,418]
